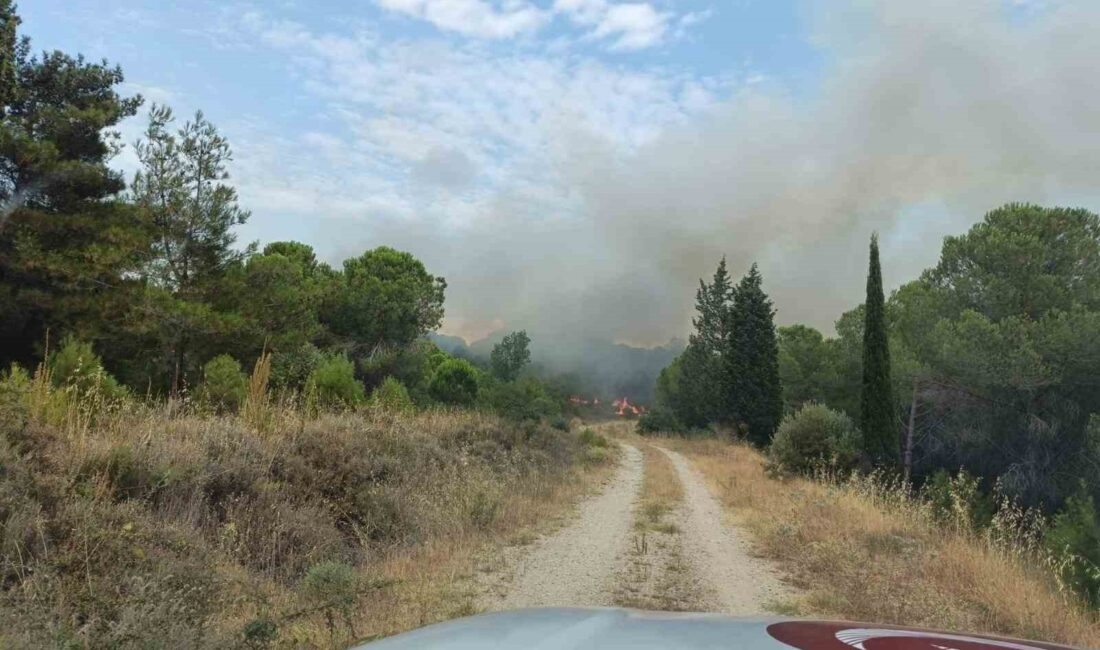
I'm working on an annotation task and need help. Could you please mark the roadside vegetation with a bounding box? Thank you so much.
[641,204,1100,619]
[667,438,1100,646]
[0,359,608,648]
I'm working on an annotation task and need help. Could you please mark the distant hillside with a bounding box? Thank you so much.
[430,331,684,402]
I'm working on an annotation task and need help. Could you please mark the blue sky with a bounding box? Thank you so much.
[20,1,1100,343]
[23,1,822,242]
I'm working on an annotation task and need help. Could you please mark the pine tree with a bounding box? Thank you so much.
[727,264,782,445]
[677,258,734,427]
[130,104,253,391]
[0,3,145,369]
[860,233,898,464]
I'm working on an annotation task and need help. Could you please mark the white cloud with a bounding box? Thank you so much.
[592,3,670,50]
[372,0,685,50]
[374,0,550,39]
[554,0,674,50]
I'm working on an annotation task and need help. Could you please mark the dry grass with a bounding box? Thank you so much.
[666,437,1100,646]
[634,442,683,534]
[0,376,609,649]
[613,435,701,612]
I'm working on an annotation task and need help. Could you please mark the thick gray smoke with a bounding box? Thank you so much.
[334,0,1100,348]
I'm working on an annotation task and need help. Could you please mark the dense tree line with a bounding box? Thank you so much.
[646,260,784,444]
[773,205,1100,513]
[649,206,1100,602]
[0,4,562,420]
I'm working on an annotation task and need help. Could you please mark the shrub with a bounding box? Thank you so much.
[0,365,30,439]
[922,468,995,531]
[481,376,557,421]
[300,560,358,607]
[49,336,126,399]
[202,354,248,411]
[582,446,610,465]
[637,406,682,434]
[300,560,358,643]
[768,402,861,475]
[308,354,364,408]
[1045,487,1100,605]
[271,342,322,390]
[370,377,415,413]
[429,358,479,405]
[578,428,609,448]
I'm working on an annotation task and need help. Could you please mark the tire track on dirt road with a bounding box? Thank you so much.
[657,445,790,615]
[479,443,644,610]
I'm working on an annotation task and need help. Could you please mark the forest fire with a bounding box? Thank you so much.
[569,396,599,405]
[612,397,643,417]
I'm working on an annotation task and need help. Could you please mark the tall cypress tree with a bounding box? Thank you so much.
[860,234,898,464]
[727,264,782,445]
[676,258,734,428]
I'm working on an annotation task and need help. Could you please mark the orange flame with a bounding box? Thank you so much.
[612,397,642,417]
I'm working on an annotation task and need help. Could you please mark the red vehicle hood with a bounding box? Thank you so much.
[354,608,1084,650]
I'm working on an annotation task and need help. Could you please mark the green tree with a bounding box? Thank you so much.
[429,358,478,405]
[132,104,250,292]
[777,324,839,410]
[927,203,1100,321]
[666,258,735,429]
[323,246,446,352]
[129,105,252,391]
[201,354,247,411]
[727,264,782,445]
[308,353,363,408]
[0,4,145,369]
[490,330,531,381]
[231,243,325,356]
[860,234,897,465]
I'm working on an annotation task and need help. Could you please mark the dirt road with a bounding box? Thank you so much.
[480,435,790,615]
[480,443,645,610]
[659,446,789,614]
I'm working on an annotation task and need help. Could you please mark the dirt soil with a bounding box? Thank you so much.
[478,435,791,615]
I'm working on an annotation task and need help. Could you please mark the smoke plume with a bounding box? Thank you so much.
[327,0,1100,349]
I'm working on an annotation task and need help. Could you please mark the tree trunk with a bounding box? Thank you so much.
[905,379,918,480]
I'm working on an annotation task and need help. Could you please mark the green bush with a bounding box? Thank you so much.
[202,354,248,411]
[578,428,609,448]
[300,560,358,607]
[637,406,682,434]
[1045,487,1100,605]
[919,470,998,532]
[271,343,322,390]
[370,377,414,413]
[308,354,364,407]
[429,358,479,405]
[0,365,30,440]
[768,402,860,475]
[481,376,557,421]
[922,468,995,531]
[49,336,126,399]
[300,560,358,642]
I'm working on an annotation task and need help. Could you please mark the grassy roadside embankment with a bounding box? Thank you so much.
[663,437,1100,647]
[0,375,612,649]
